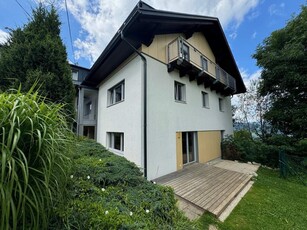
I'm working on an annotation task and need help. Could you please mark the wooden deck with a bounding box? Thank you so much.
[155,163,252,217]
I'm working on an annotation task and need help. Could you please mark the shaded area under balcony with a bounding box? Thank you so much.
[167,37,236,96]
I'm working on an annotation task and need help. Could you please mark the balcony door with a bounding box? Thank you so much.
[182,132,197,165]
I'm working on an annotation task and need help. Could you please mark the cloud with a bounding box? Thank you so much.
[240,68,261,88]
[268,3,285,16]
[229,32,238,40]
[252,31,257,39]
[248,11,260,20]
[0,29,9,44]
[56,0,260,64]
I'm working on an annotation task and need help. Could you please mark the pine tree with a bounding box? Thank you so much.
[0,4,75,119]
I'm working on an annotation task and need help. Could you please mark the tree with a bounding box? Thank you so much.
[0,4,75,119]
[234,79,272,140]
[253,6,307,139]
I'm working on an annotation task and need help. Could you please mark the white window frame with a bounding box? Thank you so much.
[72,70,78,81]
[108,80,125,106]
[108,132,124,153]
[202,91,209,108]
[174,81,186,102]
[219,98,224,112]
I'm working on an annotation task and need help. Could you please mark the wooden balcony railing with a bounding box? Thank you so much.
[167,36,236,94]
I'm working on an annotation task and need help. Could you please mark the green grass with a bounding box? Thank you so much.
[198,167,307,230]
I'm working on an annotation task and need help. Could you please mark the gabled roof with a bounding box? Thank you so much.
[82,1,246,94]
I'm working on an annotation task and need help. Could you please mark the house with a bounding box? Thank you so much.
[76,1,246,180]
[70,64,98,139]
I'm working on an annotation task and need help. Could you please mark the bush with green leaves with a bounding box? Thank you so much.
[0,89,71,229]
[50,139,195,229]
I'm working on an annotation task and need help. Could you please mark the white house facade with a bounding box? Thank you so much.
[75,1,246,180]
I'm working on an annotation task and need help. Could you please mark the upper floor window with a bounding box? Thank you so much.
[108,132,124,152]
[182,43,190,61]
[219,98,224,112]
[72,70,78,81]
[108,80,125,106]
[202,92,209,108]
[174,81,186,102]
[201,57,208,71]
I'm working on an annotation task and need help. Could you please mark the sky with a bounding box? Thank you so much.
[0,0,306,86]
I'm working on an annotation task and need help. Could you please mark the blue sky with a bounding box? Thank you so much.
[0,0,306,84]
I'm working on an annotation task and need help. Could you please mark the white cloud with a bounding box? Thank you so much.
[268,3,285,16]
[57,0,260,64]
[0,29,9,44]
[229,32,238,40]
[240,68,261,88]
[252,31,257,39]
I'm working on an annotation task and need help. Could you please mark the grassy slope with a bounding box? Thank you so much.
[198,167,307,230]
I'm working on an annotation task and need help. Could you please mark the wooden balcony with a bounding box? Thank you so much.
[167,37,236,95]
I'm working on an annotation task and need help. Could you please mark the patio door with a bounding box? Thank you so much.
[182,132,197,165]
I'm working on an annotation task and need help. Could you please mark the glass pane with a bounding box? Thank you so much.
[182,133,187,164]
[113,133,121,150]
[115,85,122,102]
[188,132,195,162]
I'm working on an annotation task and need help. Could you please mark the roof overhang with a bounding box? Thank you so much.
[82,1,246,94]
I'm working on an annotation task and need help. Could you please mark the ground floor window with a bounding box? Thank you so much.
[108,132,124,152]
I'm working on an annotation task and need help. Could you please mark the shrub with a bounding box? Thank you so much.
[51,139,194,229]
[0,89,71,229]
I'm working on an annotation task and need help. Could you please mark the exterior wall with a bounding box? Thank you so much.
[187,32,216,63]
[146,55,233,180]
[198,131,222,163]
[141,32,215,64]
[96,56,143,167]
[141,34,179,63]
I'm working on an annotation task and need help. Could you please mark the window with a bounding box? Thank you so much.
[108,132,124,152]
[72,70,78,81]
[174,81,186,102]
[182,43,190,61]
[108,81,125,106]
[219,98,224,112]
[201,57,208,71]
[202,92,209,108]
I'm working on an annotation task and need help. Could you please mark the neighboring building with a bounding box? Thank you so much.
[77,1,246,180]
[70,64,98,139]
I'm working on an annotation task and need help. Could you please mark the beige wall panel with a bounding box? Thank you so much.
[176,132,183,170]
[141,34,180,63]
[198,131,221,163]
[187,32,216,63]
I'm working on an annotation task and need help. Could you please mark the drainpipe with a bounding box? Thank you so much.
[120,32,148,179]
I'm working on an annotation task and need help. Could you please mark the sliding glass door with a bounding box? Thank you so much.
[182,132,197,165]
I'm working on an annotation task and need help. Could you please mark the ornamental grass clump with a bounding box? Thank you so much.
[0,88,71,229]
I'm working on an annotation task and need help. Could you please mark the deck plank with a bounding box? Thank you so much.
[155,163,252,218]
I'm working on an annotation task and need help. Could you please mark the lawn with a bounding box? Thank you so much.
[198,167,307,229]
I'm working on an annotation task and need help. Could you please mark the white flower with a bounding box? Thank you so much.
[87,175,90,180]
[101,188,105,192]
[129,211,133,216]
[70,175,74,179]
[145,209,149,213]
[105,210,109,215]
[99,159,102,162]
[153,181,156,184]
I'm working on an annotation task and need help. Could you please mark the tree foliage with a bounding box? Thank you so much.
[253,6,307,139]
[234,79,272,141]
[0,4,75,118]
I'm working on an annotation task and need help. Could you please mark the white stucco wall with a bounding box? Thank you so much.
[97,56,143,167]
[146,55,234,180]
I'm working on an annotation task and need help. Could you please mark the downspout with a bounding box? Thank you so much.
[120,32,148,179]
